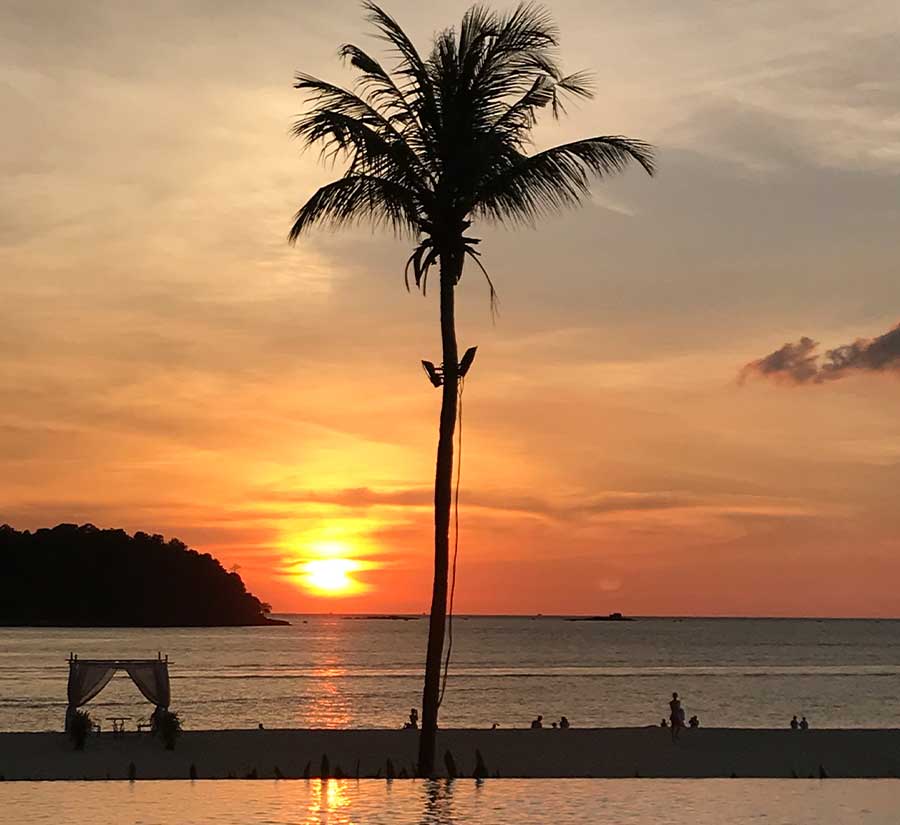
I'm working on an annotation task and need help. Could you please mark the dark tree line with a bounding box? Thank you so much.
[0,523,286,626]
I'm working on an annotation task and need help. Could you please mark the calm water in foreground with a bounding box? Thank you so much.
[4,779,900,824]
[2,617,899,731]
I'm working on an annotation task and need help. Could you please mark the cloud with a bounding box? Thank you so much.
[262,485,692,518]
[740,336,820,384]
[265,487,433,508]
[821,324,900,378]
[741,323,900,385]
[259,485,808,525]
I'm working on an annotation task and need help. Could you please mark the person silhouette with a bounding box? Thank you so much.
[800,716,809,730]
[688,715,699,728]
[404,708,419,729]
[530,714,543,729]
[669,692,685,741]
[559,716,570,729]
[790,715,799,730]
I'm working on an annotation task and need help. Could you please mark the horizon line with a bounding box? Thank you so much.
[271,612,900,621]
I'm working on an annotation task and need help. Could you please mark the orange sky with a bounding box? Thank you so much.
[2,0,899,616]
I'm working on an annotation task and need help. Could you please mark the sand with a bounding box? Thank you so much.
[2,728,900,781]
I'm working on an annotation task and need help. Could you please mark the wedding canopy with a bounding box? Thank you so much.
[65,653,170,730]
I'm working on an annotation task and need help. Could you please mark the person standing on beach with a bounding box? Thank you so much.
[669,692,685,741]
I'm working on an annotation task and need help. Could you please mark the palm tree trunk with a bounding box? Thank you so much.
[417,248,461,777]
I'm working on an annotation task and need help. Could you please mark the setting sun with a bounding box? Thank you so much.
[303,558,358,594]
[296,557,369,597]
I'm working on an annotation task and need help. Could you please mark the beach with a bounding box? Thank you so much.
[2,728,899,781]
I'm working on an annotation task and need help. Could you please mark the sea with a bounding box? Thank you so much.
[3,779,900,825]
[2,616,899,732]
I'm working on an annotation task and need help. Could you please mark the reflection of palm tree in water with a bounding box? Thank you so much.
[420,779,454,825]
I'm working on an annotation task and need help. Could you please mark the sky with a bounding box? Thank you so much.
[2,0,899,617]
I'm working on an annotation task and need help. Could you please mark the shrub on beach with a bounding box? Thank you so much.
[157,710,183,750]
[68,709,93,751]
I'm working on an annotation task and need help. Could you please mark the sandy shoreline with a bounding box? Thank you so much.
[2,728,899,781]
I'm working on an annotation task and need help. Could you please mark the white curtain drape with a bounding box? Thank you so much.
[66,662,116,730]
[67,663,117,707]
[125,662,170,709]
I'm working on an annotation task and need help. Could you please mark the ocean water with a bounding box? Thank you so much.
[2,616,899,732]
[4,779,900,824]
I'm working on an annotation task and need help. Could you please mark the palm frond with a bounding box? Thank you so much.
[549,70,594,118]
[491,69,594,141]
[362,3,438,116]
[293,74,406,147]
[464,244,500,320]
[338,43,434,163]
[288,175,420,242]
[474,136,655,224]
[292,73,433,193]
[468,3,561,105]
[293,107,414,184]
[363,1,429,79]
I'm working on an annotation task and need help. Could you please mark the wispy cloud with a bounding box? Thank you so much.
[258,485,812,524]
[741,322,900,385]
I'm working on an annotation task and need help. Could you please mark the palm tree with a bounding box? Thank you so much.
[289,1,654,777]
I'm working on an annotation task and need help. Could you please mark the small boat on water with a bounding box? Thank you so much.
[566,612,634,622]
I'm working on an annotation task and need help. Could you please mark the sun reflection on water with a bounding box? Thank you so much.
[303,779,355,824]
[297,649,355,728]
[300,779,458,825]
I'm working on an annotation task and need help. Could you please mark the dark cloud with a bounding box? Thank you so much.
[821,324,900,377]
[740,337,820,384]
[741,323,900,385]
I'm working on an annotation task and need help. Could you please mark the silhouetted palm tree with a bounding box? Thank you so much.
[289,1,654,776]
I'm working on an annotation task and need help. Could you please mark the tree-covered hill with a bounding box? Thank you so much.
[0,523,287,626]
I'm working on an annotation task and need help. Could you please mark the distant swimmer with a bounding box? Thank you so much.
[559,716,570,729]
[530,715,544,729]
[800,716,809,730]
[790,715,799,730]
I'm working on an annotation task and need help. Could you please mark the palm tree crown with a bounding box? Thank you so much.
[290,1,655,293]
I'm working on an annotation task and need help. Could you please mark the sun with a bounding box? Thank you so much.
[302,558,361,595]
[283,534,378,597]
